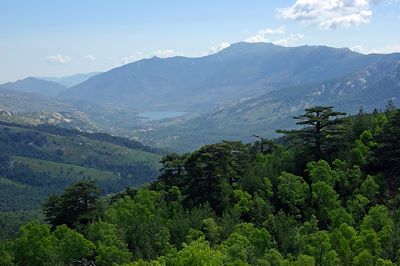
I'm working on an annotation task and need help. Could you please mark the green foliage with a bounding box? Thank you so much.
[0,241,13,266]
[202,217,221,245]
[219,222,273,264]
[183,142,239,213]
[374,109,400,189]
[9,222,95,265]
[359,175,379,202]
[350,130,376,166]
[232,189,252,217]
[3,106,400,265]
[333,160,363,200]
[279,106,346,161]
[329,223,357,265]
[307,160,338,186]
[353,249,373,266]
[43,179,102,230]
[277,172,309,216]
[9,222,59,266]
[165,237,226,266]
[52,225,95,265]
[311,181,340,227]
[88,221,132,266]
[105,190,172,260]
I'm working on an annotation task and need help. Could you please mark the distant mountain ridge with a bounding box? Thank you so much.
[0,72,101,98]
[63,42,399,112]
[39,72,100,87]
[1,77,67,97]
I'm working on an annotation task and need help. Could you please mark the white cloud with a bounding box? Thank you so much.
[46,54,71,65]
[382,45,400,53]
[278,0,375,29]
[245,26,286,43]
[152,49,183,58]
[350,45,370,54]
[121,52,144,65]
[243,26,304,47]
[273,34,305,46]
[208,42,231,54]
[351,44,400,54]
[84,55,96,62]
[119,50,183,65]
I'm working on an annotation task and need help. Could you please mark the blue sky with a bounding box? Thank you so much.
[1,0,399,82]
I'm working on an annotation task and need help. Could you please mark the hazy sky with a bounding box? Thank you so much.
[1,0,400,82]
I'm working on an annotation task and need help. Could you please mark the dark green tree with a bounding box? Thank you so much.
[279,106,346,161]
[374,109,400,190]
[183,142,246,214]
[157,153,188,190]
[43,180,102,230]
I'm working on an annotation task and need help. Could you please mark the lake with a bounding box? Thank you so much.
[139,111,187,121]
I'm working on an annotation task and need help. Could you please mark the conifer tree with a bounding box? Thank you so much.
[279,106,346,161]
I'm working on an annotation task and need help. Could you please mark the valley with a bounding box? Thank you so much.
[1,43,399,152]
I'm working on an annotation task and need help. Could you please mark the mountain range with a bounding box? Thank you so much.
[1,77,68,97]
[62,42,400,112]
[39,72,100,87]
[143,57,400,151]
[1,42,399,151]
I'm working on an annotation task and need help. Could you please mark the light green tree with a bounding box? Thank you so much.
[311,182,340,227]
[307,160,338,186]
[277,172,309,216]
[9,222,59,266]
[53,225,95,265]
[88,221,132,266]
[165,237,226,266]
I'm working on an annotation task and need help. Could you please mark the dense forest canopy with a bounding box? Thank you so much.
[1,105,400,266]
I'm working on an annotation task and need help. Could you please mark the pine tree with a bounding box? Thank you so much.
[279,106,346,161]
[43,180,101,230]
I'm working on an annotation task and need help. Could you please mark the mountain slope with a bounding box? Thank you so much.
[143,58,400,151]
[63,43,398,112]
[0,120,161,238]
[39,72,100,87]
[1,77,68,97]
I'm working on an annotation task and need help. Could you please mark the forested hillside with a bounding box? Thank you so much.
[1,105,400,265]
[0,121,161,239]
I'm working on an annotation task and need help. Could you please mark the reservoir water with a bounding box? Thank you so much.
[139,111,187,121]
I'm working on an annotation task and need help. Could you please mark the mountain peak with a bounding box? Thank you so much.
[217,42,282,56]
